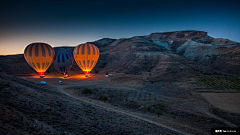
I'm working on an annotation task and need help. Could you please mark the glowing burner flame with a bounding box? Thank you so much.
[84,71,90,75]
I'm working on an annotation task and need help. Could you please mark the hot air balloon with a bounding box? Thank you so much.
[24,43,54,78]
[53,52,74,78]
[73,43,99,75]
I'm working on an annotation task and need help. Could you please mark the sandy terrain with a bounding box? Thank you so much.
[1,72,180,135]
[201,93,240,115]
[16,73,240,134]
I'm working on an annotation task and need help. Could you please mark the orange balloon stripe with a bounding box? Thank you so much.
[73,43,99,73]
[42,44,47,70]
[80,45,85,69]
[89,45,94,65]
[24,43,54,74]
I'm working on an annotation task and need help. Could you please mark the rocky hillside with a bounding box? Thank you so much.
[90,36,208,81]
[89,30,240,77]
[1,30,240,80]
[143,31,240,75]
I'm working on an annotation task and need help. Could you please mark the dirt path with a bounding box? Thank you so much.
[61,85,238,130]
[18,74,239,134]
[203,110,238,128]
[56,85,193,135]
[18,75,193,134]
[2,73,185,134]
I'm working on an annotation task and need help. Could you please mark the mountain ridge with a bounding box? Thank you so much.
[1,30,240,80]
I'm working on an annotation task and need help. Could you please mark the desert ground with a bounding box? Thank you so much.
[201,93,240,115]
[1,71,239,135]
[1,30,240,134]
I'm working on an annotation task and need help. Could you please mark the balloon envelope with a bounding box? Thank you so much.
[73,43,99,75]
[53,52,74,75]
[24,43,54,76]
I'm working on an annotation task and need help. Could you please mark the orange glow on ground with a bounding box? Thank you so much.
[30,75,64,79]
[17,73,103,86]
[26,74,94,79]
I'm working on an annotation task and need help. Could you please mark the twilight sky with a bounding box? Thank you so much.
[0,0,240,55]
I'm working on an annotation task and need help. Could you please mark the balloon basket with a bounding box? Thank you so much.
[63,74,68,78]
[85,74,91,77]
[40,75,45,78]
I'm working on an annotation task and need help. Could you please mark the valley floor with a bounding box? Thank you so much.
[1,72,239,135]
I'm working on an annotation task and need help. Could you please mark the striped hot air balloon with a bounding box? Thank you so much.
[53,52,74,78]
[24,42,55,77]
[73,43,99,75]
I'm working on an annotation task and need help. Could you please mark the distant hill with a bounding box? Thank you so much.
[1,30,240,81]
[53,46,75,54]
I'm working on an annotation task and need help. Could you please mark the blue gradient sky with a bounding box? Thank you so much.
[0,0,240,55]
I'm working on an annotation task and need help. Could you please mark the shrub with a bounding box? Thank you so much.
[143,106,147,113]
[103,62,107,66]
[99,95,108,102]
[105,71,108,75]
[154,109,163,117]
[196,75,240,90]
[81,88,92,96]
[148,79,153,83]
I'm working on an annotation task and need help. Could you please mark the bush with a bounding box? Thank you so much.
[99,95,108,102]
[148,79,153,83]
[154,109,163,117]
[81,88,92,96]
[196,75,240,90]
[103,62,107,66]
[105,71,108,75]
[143,106,147,113]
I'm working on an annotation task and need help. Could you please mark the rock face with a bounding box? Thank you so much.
[1,30,240,79]
[88,35,207,81]
[89,30,240,77]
